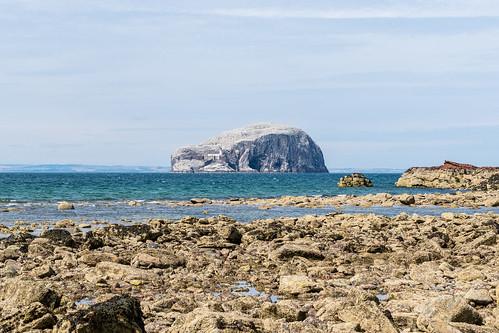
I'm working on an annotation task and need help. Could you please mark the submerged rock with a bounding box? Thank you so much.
[171,124,328,173]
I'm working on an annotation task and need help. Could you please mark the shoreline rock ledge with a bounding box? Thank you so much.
[396,160,499,189]
[171,124,328,173]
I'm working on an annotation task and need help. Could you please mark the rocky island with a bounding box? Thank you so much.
[338,173,374,187]
[396,161,499,190]
[171,124,328,173]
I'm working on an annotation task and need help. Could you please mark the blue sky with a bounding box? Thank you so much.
[1,0,498,168]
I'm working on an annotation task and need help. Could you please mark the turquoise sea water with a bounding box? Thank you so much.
[1,173,497,224]
[0,173,445,202]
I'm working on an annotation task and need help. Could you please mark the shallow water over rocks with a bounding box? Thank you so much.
[1,200,499,226]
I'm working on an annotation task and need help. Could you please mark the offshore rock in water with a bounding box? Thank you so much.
[171,123,328,173]
[338,173,373,187]
[396,160,499,190]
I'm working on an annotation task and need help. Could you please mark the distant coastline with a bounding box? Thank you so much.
[0,164,170,173]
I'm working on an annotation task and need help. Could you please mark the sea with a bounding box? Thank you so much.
[0,173,497,225]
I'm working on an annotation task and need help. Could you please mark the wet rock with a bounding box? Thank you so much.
[54,295,145,333]
[190,198,212,204]
[399,194,416,205]
[58,201,75,210]
[41,229,76,247]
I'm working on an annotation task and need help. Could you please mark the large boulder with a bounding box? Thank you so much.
[171,124,328,173]
[54,295,145,333]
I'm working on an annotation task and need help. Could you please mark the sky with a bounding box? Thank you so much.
[1,0,499,169]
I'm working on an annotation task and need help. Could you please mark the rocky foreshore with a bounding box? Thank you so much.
[396,161,499,190]
[175,190,499,209]
[1,208,499,332]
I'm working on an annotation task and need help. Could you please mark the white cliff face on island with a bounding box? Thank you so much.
[171,124,328,173]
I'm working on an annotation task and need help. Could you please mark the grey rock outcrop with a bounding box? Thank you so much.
[171,124,328,173]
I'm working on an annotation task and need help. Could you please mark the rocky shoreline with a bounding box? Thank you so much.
[177,190,499,209]
[396,161,499,190]
[1,193,499,332]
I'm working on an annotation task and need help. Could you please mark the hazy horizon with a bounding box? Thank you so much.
[2,1,499,169]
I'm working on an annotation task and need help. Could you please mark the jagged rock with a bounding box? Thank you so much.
[171,124,328,173]
[337,302,399,333]
[53,295,145,333]
[338,173,373,187]
[0,277,61,310]
[416,295,483,331]
[31,264,56,278]
[396,161,499,189]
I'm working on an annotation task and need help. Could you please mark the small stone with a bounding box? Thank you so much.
[57,202,75,210]
[399,194,416,205]
[55,219,75,228]
[441,212,455,220]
